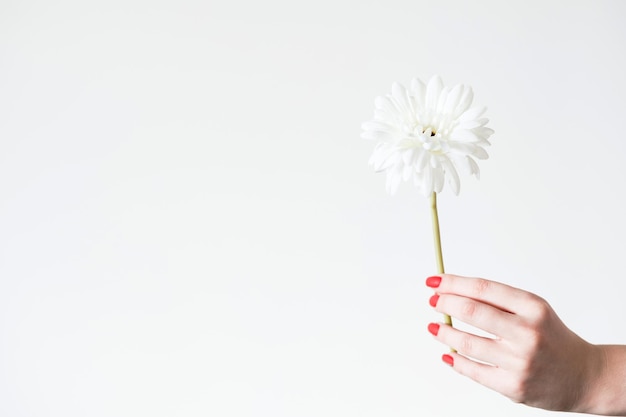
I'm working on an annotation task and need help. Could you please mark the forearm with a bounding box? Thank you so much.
[576,344,626,416]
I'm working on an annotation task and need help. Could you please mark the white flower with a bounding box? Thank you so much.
[362,75,494,196]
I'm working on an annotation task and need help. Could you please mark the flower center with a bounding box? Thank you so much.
[418,126,448,154]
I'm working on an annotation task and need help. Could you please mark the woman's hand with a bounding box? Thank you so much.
[425,274,612,413]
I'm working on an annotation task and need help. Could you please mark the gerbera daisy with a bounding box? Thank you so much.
[362,75,494,196]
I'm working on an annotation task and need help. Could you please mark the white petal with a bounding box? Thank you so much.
[375,95,397,113]
[410,78,426,109]
[408,147,421,168]
[454,87,474,118]
[442,157,460,195]
[459,106,485,122]
[449,129,480,143]
[467,156,480,178]
[374,109,399,125]
[362,120,393,131]
[413,149,427,172]
[386,165,403,194]
[472,146,489,160]
[430,156,441,169]
[393,81,418,116]
[373,97,401,124]
[421,166,433,196]
[449,154,471,176]
[473,126,495,140]
[449,142,478,155]
[412,169,423,188]
[391,82,411,116]
[369,145,400,172]
[362,121,397,133]
[397,137,417,150]
[458,119,483,129]
[475,117,490,127]
[368,142,390,166]
[402,163,413,181]
[443,84,463,115]
[361,130,397,141]
[432,164,444,193]
[436,86,450,114]
[425,75,444,111]
[386,175,400,195]
[401,148,414,165]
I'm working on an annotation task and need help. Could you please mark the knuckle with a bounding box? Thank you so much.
[471,278,491,298]
[527,330,543,352]
[457,360,482,383]
[513,351,536,375]
[532,298,547,313]
[526,296,552,322]
[461,300,478,319]
[516,326,543,356]
[507,377,530,404]
[458,334,474,354]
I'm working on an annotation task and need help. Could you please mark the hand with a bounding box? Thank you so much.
[425,274,602,412]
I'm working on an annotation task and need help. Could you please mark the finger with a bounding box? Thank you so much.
[430,322,508,366]
[433,293,522,339]
[442,352,519,400]
[431,274,540,316]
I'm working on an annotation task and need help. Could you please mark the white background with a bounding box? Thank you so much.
[1,1,626,416]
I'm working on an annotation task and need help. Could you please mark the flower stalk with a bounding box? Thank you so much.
[430,192,453,328]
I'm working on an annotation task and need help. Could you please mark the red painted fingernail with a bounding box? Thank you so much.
[429,294,439,307]
[427,323,440,336]
[426,276,442,288]
[442,354,454,366]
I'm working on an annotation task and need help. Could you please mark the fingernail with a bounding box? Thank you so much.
[442,354,454,366]
[426,276,441,288]
[429,294,439,307]
[427,323,440,336]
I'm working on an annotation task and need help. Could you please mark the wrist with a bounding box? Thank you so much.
[573,344,626,416]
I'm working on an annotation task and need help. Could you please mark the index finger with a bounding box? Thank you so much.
[427,274,539,316]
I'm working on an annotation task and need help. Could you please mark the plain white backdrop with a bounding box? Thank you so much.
[1,0,626,416]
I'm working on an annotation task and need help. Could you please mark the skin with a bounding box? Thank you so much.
[426,274,626,416]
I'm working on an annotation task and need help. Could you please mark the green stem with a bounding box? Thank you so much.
[430,192,453,329]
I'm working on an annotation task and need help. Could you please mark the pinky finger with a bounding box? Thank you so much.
[441,352,509,396]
